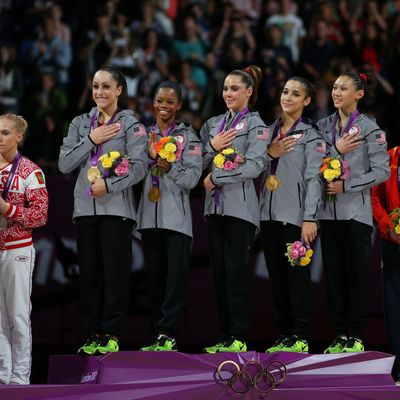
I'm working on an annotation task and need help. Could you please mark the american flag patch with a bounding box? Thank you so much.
[257,128,270,140]
[316,140,326,154]
[188,144,201,155]
[133,124,146,137]
[375,132,386,144]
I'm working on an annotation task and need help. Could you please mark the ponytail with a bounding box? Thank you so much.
[229,65,263,108]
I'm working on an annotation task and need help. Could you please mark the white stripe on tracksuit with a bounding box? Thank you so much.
[0,245,35,384]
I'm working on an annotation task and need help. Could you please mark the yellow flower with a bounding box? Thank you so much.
[305,249,314,258]
[222,148,234,155]
[395,224,400,235]
[109,151,120,160]
[214,153,225,168]
[166,152,176,163]
[101,157,113,168]
[323,169,336,182]
[159,149,169,159]
[98,154,108,162]
[330,159,341,169]
[165,142,177,152]
[300,257,311,266]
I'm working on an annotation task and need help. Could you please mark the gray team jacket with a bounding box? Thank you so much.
[317,111,390,226]
[260,119,326,227]
[136,122,202,238]
[200,111,270,229]
[58,107,148,221]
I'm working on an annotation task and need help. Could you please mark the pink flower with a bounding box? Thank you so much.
[234,154,243,163]
[115,161,129,176]
[290,249,299,259]
[298,246,306,256]
[119,158,129,168]
[224,160,235,171]
[232,161,239,169]
[292,241,302,250]
[175,141,183,161]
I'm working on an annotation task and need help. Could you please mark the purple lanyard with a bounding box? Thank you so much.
[331,110,359,145]
[217,107,249,134]
[270,117,302,175]
[1,152,21,200]
[89,108,119,166]
[151,122,176,137]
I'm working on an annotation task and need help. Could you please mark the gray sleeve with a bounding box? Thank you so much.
[303,129,325,221]
[343,127,390,193]
[211,119,270,185]
[105,120,148,193]
[166,130,202,189]
[58,116,95,173]
[200,118,217,170]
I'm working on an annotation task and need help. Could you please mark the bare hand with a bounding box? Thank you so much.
[156,157,171,173]
[267,136,297,158]
[211,129,236,151]
[0,197,9,214]
[388,230,400,244]
[301,221,318,246]
[91,178,108,197]
[148,131,157,159]
[336,133,362,154]
[326,180,344,195]
[89,123,121,145]
[203,173,216,191]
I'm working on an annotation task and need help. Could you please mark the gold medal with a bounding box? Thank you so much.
[87,166,101,183]
[0,216,7,231]
[265,175,281,192]
[148,185,161,202]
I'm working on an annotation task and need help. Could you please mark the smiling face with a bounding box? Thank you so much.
[280,79,311,116]
[92,70,122,113]
[332,75,364,113]
[153,87,181,124]
[0,117,23,158]
[222,74,252,113]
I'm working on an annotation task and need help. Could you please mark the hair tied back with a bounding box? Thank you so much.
[359,73,367,83]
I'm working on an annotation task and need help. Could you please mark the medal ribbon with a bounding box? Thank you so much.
[1,152,21,200]
[270,117,302,175]
[331,110,360,145]
[213,108,249,206]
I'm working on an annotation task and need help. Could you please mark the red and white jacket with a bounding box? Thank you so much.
[0,156,48,251]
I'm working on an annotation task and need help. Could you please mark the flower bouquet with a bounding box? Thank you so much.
[213,148,246,170]
[98,151,131,178]
[320,156,349,202]
[148,136,184,202]
[285,240,314,267]
[387,208,400,239]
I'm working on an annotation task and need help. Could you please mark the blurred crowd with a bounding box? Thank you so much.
[1,0,399,176]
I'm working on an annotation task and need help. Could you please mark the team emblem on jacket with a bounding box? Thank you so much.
[235,121,246,131]
[349,124,360,135]
[291,132,304,140]
[15,255,29,262]
[174,135,186,145]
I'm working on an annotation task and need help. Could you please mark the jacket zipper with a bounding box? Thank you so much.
[181,191,186,215]
[242,182,246,201]
[297,183,302,208]
[93,199,97,215]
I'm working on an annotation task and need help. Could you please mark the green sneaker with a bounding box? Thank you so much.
[203,340,226,354]
[95,335,119,355]
[342,337,364,353]
[215,337,247,353]
[324,337,348,354]
[280,335,308,353]
[78,335,100,356]
[266,336,289,353]
[140,335,177,351]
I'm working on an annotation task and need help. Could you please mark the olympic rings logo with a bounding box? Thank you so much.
[215,360,287,395]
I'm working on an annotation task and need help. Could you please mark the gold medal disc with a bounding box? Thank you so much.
[87,166,101,183]
[265,175,281,192]
[148,186,161,202]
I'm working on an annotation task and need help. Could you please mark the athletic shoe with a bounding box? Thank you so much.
[324,337,348,354]
[280,335,308,353]
[215,337,247,353]
[266,336,289,353]
[95,335,119,355]
[140,334,177,351]
[342,337,364,353]
[78,335,100,356]
[203,340,226,354]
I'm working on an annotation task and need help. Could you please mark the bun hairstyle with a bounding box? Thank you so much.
[341,70,377,106]
[229,65,263,108]
[0,113,28,137]
[96,66,128,109]
[288,76,315,100]
[154,80,182,103]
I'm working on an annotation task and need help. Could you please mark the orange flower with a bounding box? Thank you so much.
[320,164,328,173]
[323,157,331,163]
[159,137,170,145]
